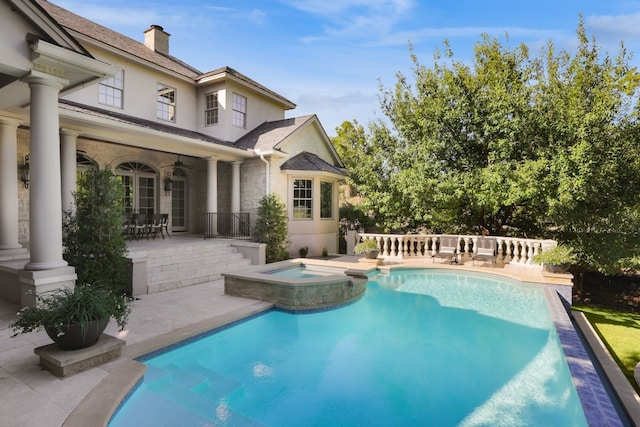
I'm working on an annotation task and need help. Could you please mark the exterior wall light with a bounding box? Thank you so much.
[164,173,173,194]
[19,154,29,188]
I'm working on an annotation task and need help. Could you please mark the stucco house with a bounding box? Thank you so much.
[0,0,346,305]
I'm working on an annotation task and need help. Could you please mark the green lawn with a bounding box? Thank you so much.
[573,305,640,394]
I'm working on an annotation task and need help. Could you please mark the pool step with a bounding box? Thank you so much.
[143,363,266,426]
[142,240,252,293]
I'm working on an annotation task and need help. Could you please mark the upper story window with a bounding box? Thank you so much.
[320,181,333,219]
[232,93,247,128]
[205,92,219,126]
[157,84,176,122]
[293,178,312,219]
[98,69,123,108]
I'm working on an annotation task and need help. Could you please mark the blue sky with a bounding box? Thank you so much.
[53,0,640,136]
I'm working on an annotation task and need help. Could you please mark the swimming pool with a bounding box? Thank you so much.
[110,269,588,426]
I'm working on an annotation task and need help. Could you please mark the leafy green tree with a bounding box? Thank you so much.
[254,193,289,263]
[63,167,129,293]
[334,19,640,274]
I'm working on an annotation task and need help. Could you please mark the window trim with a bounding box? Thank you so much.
[157,83,176,122]
[205,92,219,126]
[292,178,313,220]
[98,68,123,108]
[232,92,247,128]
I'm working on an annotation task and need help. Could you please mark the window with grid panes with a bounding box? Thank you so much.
[98,69,123,108]
[293,179,312,219]
[232,93,246,128]
[205,92,218,125]
[157,83,176,121]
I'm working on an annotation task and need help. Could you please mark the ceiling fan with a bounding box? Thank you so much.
[163,155,194,173]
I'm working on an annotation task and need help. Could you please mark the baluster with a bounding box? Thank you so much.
[468,237,476,261]
[462,237,470,260]
[497,238,505,263]
[406,236,414,257]
[532,242,542,265]
[526,242,534,264]
[506,239,514,263]
[381,236,388,257]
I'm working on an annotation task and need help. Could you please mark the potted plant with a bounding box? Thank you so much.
[533,244,577,273]
[12,167,133,350]
[299,246,309,258]
[11,284,132,350]
[354,239,380,259]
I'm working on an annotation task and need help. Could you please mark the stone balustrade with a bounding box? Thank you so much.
[351,232,557,268]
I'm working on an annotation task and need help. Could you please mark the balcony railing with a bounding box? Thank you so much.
[348,232,556,268]
[204,212,252,239]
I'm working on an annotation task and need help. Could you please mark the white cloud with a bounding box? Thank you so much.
[54,1,167,28]
[586,12,640,38]
[283,0,416,42]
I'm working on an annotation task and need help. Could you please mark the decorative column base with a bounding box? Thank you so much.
[18,266,76,307]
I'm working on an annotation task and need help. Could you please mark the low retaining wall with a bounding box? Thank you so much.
[223,261,372,311]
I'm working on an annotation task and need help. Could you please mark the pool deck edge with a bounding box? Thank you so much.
[572,310,640,426]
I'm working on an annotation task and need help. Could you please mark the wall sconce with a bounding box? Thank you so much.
[164,173,173,194]
[19,154,29,188]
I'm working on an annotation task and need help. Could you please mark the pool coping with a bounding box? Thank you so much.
[542,286,625,426]
[64,266,630,426]
[572,310,640,425]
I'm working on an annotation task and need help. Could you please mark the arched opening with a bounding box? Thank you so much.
[115,162,157,214]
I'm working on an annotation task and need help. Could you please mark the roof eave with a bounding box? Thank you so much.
[198,70,296,110]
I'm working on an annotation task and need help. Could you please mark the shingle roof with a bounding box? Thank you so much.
[59,99,236,148]
[35,1,296,109]
[234,115,316,150]
[36,0,202,79]
[280,151,346,176]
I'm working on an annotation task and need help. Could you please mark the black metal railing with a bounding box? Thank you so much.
[204,212,252,239]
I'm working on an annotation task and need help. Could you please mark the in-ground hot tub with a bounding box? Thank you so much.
[222,260,376,311]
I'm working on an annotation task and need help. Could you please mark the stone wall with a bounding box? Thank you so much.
[224,275,366,311]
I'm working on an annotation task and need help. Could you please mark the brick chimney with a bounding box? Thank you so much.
[144,25,170,55]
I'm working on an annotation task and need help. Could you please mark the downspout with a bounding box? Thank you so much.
[255,149,270,196]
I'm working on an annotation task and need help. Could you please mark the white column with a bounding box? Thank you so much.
[0,117,22,250]
[24,73,68,271]
[60,129,79,213]
[206,157,218,236]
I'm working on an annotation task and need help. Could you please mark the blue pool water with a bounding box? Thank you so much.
[110,269,588,426]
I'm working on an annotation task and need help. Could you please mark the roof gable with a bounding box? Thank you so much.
[280,151,345,176]
[8,0,89,55]
[197,66,295,109]
[234,115,315,151]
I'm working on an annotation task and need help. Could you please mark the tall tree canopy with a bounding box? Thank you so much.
[333,20,640,273]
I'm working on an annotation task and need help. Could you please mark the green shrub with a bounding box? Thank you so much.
[533,244,577,265]
[254,193,290,263]
[354,239,379,254]
[63,167,129,293]
[11,284,132,337]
